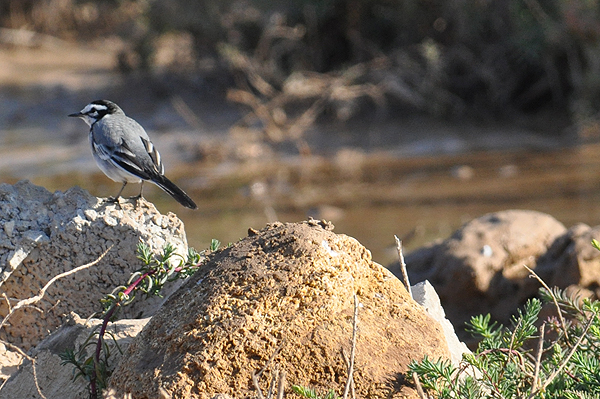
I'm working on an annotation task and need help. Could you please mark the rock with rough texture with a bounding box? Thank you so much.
[400,210,567,338]
[536,223,600,297]
[0,313,149,399]
[0,180,188,350]
[0,343,21,382]
[107,220,451,399]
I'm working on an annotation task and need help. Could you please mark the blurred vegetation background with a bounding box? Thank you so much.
[3,0,600,142]
[5,0,600,264]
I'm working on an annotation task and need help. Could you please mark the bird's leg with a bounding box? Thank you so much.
[105,182,127,208]
[129,181,144,200]
[129,182,145,208]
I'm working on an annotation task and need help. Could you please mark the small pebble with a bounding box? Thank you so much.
[104,215,118,226]
[4,220,14,237]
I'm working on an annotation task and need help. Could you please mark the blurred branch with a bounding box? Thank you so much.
[170,95,205,130]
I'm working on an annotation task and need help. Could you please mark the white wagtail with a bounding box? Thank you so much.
[69,100,197,209]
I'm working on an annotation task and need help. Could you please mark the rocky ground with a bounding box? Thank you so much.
[0,182,455,399]
[2,181,600,398]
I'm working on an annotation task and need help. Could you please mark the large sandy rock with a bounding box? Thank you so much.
[0,281,467,399]
[107,220,451,399]
[401,210,567,338]
[0,180,188,350]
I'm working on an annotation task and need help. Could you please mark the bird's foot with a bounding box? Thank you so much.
[104,196,122,209]
[127,194,144,208]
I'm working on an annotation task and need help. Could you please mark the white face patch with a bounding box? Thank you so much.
[81,103,107,115]
[77,103,108,126]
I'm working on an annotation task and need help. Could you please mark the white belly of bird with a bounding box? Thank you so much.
[93,152,143,183]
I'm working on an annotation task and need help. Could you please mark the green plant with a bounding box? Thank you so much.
[292,384,339,399]
[410,284,600,399]
[60,239,220,399]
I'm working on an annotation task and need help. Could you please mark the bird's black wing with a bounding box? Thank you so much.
[93,139,152,180]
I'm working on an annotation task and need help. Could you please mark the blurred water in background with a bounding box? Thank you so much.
[1,43,599,266]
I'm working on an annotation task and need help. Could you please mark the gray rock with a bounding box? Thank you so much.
[0,180,189,351]
[0,313,149,399]
[412,280,470,366]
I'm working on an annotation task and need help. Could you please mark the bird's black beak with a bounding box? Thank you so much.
[68,112,82,117]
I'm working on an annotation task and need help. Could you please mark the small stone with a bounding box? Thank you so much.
[84,209,98,221]
[22,230,50,245]
[104,215,118,226]
[4,221,14,237]
[7,247,31,271]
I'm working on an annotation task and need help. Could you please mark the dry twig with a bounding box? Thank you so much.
[341,350,356,399]
[170,95,205,130]
[523,264,569,340]
[394,235,412,298]
[266,368,278,399]
[252,373,266,399]
[527,312,596,398]
[31,360,47,399]
[252,345,283,399]
[0,245,113,331]
[531,322,546,393]
[413,371,427,399]
[0,340,35,393]
[276,370,286,399]
[0,246,112,398]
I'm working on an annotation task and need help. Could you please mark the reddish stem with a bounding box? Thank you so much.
[89,260,201,398]
[90,271,151,398]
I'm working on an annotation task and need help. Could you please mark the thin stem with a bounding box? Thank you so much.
[531,322,546,393]
[252,372,265,399]
[413,371,426,399]
[394,235,412,298]
[528,312,596,398]
[524,264,569,341]
[276,370,286,399]
[90,269,152,399]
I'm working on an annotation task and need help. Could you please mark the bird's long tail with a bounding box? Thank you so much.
[151,175,197,209]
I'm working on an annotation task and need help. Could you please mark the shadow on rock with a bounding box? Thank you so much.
[393,209,600,345]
